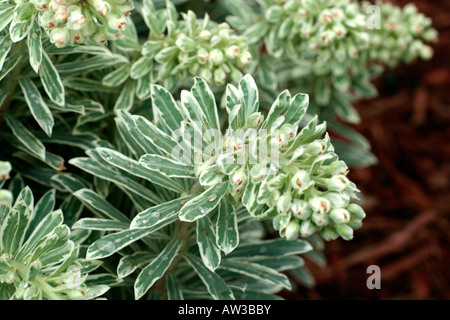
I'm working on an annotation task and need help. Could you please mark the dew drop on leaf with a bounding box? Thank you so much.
[199,206,208,214]
[206,194,217,202]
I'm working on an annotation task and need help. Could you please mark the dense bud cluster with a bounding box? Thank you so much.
[364,1,438,67]
[10,0,134,47]
[141,9,252,86]
[191,76,365,241]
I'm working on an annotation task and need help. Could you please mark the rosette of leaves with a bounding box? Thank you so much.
[101,0,252,109]
[0,185,110,300]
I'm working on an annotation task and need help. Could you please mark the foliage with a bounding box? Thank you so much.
[0,0,437,300]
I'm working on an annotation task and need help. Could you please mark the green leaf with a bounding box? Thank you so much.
[25,189,55,240]
[72,218,129,231]
[134,115,179,156]
[9,16,33,43]
[243,21,269,44]
[27,21,42,73]
[131,196,193,229]
[196,216,221,271]
[114,80,135,112]
[15,209,63,261]
[86,215,178,260]
[179,183,228,222]
[183,253,235,300]
[191,77,220,130]
[0,3,14,33]
[166,273,183,300]
[19,78,54,137]
[0,36,12,71]
[219,259,291,290]
[73,188,129,223]
[130,56,153,80]
[40,51,65,106]
[4,115,46,160]
[69,157,162,205]
[102,64,130,87]
[216,197,239,255]
[0,53,21,82]
[56,55,129,75]
[255,256,305,271]
[150,84,185,132]
[96,147,185,194]
[134,238,182,300]
[226,238,312,259]
[238,74,259,120]
[139,154,195,178]
[117,252,156,279]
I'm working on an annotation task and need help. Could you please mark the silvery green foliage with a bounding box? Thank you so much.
[0,184,109,300]
[1,0,134,48]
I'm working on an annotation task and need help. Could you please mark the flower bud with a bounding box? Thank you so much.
[197,48,209,64]
[304,141,324,156]
[327,160,348,175]
[347,218,363,230]
[346,203,366,220]
[225,45,240,59]
[327,175,350,192]
[237,51,251,67]
[89,0,110,16]
[175,34,196,52]
[231,168,246,187]
[39,10,56,29]
[320,226,339,241]
[312,211,329,227]
[53,5,68,23]
[285,219,300,240]
[309,197,330,214]
[299,220,318,237]
[0,190,13,208]
[323,192,349,208]
[291,170,312,193]
[50,27,70,47]
[210,49,224,66]
[92,29,107,44]
[329,208,351,224]
[67,6,86,30]
[198,29,211,40]
[250,163,269,183]
[214,67,227,86]
[0,161,12,181]
[318,9,332,24]
[335,223,354,240]
[277,194,291,215]
[291,199,312,220]
[106,12,127,33]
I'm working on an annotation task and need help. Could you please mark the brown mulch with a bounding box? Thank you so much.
[290,0,450,300]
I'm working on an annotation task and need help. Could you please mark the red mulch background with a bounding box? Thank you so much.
[291,0,450,300]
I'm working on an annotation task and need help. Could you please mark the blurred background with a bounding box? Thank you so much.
[284,0,450,300]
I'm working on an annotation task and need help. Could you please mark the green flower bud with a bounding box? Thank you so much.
[198,30,211,40]
[347,218,363,230]
[0,190,13,208]
[304,141,324,156]
[335,223,354,240]
[89,0,111,16]
[197,48,209,64]
[323,191,349,208]
[92,29,107,44]
[291,199,312,220]
[213,67,227,86]
[285,219,300,240]
[106,12,127,33]
[299,220,318,237]
[53,5,68,23]
[312,211,329,227]
[237,51,251,67]
[309,197,330,214]
[246,112,264,128]
[329,208,351,224]
[327,175,350,192]
[346,203,366,220]
[277,194,291,215]
[67,6,86,30]
[327,160,348,175]
[320,226,339,241]
[210,49,225,66]
[39,10,56,29]
[0,161,12,181]
[231,168,246,187]
[226,45,240,59]
[291,170,312,193]
[50,27,70,47]
[250,163,269,183]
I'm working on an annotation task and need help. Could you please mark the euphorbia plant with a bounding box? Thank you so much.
[0,0,437,300]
